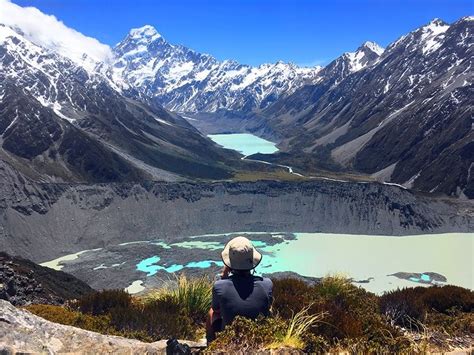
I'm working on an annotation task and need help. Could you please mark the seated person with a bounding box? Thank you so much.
[206,236,273,343]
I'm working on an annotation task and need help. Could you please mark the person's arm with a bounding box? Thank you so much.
[207,283,222,342]
[211,282,221,312]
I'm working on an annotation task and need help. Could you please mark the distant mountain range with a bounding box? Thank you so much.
[0,14,472,198]
[112,25,322,113]
[112,25,385,114]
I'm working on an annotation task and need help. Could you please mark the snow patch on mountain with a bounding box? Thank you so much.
[363,41,385,56]
[420,19,450,54]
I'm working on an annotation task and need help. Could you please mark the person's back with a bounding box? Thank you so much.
[212,273,273,327]
[206,236,273,342]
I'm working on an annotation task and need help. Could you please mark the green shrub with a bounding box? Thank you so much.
[25,304,117,335]
[314,275,356,300]
[380,285,474,328]
[311,276,387,340]
[205,316,286,353]
[301,333,330,354]
[426,310,474,335]
[272,278,314,319]
[76,289,132,316]
[422,285,474,313]
[110,296,196,340]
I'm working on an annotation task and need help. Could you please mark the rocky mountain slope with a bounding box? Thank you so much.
[0,24,235,182]
[1,159,472,263]
[0,252,92,306]
[260,17,473,198]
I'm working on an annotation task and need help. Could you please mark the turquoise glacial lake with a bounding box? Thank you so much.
[41,232,473,295]
[208,133,279,156]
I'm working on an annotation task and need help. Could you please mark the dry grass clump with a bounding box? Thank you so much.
[269,305,326,349]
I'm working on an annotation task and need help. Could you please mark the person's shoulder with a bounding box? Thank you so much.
[254,276,273,286]
[213,278,233,289]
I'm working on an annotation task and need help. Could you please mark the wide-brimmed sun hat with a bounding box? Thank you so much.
[221,236,262,270]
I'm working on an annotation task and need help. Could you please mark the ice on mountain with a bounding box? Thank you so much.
[129,25,161,40]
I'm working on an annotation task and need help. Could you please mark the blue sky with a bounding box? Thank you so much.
[13,0,473,66]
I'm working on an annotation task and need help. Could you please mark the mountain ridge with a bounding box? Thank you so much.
[0,13,472,199]
[254,16,473,198]
[112,24,326,113]
[0,24,236,182]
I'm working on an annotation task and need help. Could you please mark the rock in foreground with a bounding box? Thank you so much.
[0,300,203,354]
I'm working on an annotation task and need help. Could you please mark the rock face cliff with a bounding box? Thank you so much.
[1,160,472,263]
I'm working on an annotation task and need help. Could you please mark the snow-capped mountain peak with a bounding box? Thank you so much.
[418,18,450,54]
[329,41,384,76]
[387,18,451,56]
[128,25,162,40]
[112,28,323,113]
[360,41,385,56]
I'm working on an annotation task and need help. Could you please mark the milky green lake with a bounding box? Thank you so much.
[258,232,473,294]
[208,133,279,156]
[42,232,473,294]
[154,232,474,294]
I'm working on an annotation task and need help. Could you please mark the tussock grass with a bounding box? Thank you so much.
[142,274,212,322]
[269,305,326,349]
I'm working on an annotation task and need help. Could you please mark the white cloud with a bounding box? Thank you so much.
[0,0,113,69]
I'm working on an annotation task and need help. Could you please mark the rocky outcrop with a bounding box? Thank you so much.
[0,252,93,306]
[1,160,472,263]
[0,300,204,354]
